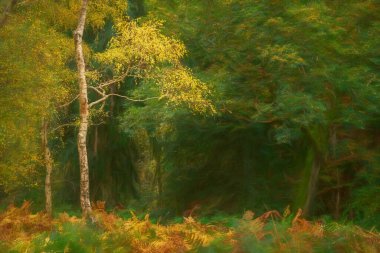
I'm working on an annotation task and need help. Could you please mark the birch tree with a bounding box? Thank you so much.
[73,0,214,217]
[74,0,94,217]
[41,120,53,216]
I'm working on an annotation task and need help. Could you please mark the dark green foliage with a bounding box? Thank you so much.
[123,0,380,226]
[127,0,146,18]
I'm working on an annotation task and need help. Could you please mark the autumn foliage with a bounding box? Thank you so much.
[1,201,379,252]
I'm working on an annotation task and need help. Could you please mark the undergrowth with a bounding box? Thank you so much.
[0,201,379,252]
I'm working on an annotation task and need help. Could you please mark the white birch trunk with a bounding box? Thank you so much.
[42,120,53,216]
[74,0,92,217]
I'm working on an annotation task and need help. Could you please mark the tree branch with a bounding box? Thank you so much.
[95,66,156,89]
[97,70,130,89]
[88,85,105,96]
[50,123,78,133]
[58,94,79,108]
[89,93,161,108]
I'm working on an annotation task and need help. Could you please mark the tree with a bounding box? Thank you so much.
[41,120,53,216]
[0,0,124,213]
[74,0,92,217]
[73,0,214,217]
[0,5,74,199]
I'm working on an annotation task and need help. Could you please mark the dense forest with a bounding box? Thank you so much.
[0,0,379,252]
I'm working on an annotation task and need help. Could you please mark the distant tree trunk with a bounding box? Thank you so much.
[329,125,340,219]
[301,127,327,218]
[41,120,53,216]
[74,0,92,217]
[303,151,322,217]
[155,155,163,206]
[151,138,163,206]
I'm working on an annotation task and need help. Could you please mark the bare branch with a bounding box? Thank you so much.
[100,100,106,110]
[88,85,105,96]
[108,93,161,102]
[95,66,156,89]
[58,94,79,108]
[97,70,130,89]
[91,121,107,126]
[89,94,109,108]
[89,93,161,108]
[50,123,78,133]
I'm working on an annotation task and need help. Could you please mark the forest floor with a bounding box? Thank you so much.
[0,201,379,253]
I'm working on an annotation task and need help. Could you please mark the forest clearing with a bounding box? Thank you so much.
[0,0,379,252]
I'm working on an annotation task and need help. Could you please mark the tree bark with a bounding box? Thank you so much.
[151,138,163,207]
[330,125,340,219]
[157,161,162,204]
[42,120,53,216]
[303,151,322,217]
[301,127,326,218]
[74,0,92,217]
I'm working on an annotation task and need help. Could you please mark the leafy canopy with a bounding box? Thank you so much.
[95,19,215,114]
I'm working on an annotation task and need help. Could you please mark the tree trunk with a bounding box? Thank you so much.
[74,0,92,217]
[155,154,163,207]
[151,138,163,207]
[303,151,322,217]
[42,120,53,216]
[330,125,340,219]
